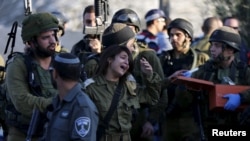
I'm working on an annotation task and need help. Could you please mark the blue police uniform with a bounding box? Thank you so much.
[41,83,98,141]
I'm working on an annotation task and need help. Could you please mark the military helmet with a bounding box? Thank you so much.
[112,8,141,32]
[168,18,193,40]
[21,12,59,42]
[50,11,68,36]
[209,26,241,51]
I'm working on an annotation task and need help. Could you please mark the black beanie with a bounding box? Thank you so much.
[102,23,135,47]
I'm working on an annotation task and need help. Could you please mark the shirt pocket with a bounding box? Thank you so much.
[121,98,140,120]
[52,116,69,138]
[94,99,110,119]
[53,117,68,132]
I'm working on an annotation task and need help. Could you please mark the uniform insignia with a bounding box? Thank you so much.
[75,117,91,137]
[83,78,95,89]
[60,111,69,118]
[127,74,136,82]
[6,56,15,65]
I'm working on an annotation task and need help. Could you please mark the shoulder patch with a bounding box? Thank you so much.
[6,52,24,65]
[75,117,91,137]
[6,56,15,65]
[127,74,136,82]
[83,78,95,89]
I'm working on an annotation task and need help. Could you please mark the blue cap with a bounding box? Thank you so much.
[145,9,166,22]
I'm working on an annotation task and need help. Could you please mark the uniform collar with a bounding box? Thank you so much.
[94,75,119,86]
[63,83,82,102]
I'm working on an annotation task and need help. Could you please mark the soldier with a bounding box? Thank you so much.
[84,23,136,78]
[71,5,102,65]
[83,45,161,141]
[191,26,250,139]
[50,10,69,53]
[40,53,98,141]
[4,12,59,141]
[159,18,209,141]
[223,16,249,64]
[111,8,164,79]
[191,16,223,56]
[111,8,166,140]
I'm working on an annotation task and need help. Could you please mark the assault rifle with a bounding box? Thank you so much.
[24,0,32,16]
[25,108,40,141]
[83,0,109,42]
[4,0,32,56]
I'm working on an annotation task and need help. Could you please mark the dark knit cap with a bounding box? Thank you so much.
[102,23,135,48]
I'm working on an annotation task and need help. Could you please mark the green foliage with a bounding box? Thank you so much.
[211,0,250,47]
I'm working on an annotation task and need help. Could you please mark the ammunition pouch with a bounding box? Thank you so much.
[5,103,30,133]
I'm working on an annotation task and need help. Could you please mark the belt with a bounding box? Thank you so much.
[101,132,131,141]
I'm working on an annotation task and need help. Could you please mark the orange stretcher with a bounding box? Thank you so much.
[172,76,250,111]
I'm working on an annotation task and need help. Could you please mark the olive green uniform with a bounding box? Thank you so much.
[192,58,250,139]
[5,54,57,141]
[84,54,100,78]
[83,72,161,141]
[191,35,211,56]
[130,42,165,141]
[83,42,164,140]
[160,48,209,141]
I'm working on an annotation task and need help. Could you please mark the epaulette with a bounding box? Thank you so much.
[6,52,24,65]
[127,74,136,82]
[87,53,99,60]
[76,93,85,107]
[83,78,95,89]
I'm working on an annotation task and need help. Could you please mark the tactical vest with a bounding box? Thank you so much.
[161,49,199,115]
[200,59,247,84]
[195,59,248,123]
[4,52,57,135]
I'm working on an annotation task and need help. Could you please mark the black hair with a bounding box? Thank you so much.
[95,45,134,82]
[53,53,81,81]
[83,5,95,16]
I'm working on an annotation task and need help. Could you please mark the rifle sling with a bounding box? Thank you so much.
[97,80,123,139]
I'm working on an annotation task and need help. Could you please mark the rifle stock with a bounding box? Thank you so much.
[25,108,40,141]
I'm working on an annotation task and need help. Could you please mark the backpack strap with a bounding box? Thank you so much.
[23,54,42,96]
[190,48,198,69]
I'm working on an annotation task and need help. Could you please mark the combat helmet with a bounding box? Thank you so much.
[168,18,193,40]
[21,12,59,43]
[112,8,141,32]
[51,11,68,36]
[209,26,241,51]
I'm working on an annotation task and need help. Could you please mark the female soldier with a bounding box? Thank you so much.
[83,45,161,141]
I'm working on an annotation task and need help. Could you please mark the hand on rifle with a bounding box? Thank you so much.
[223,94,241,111]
